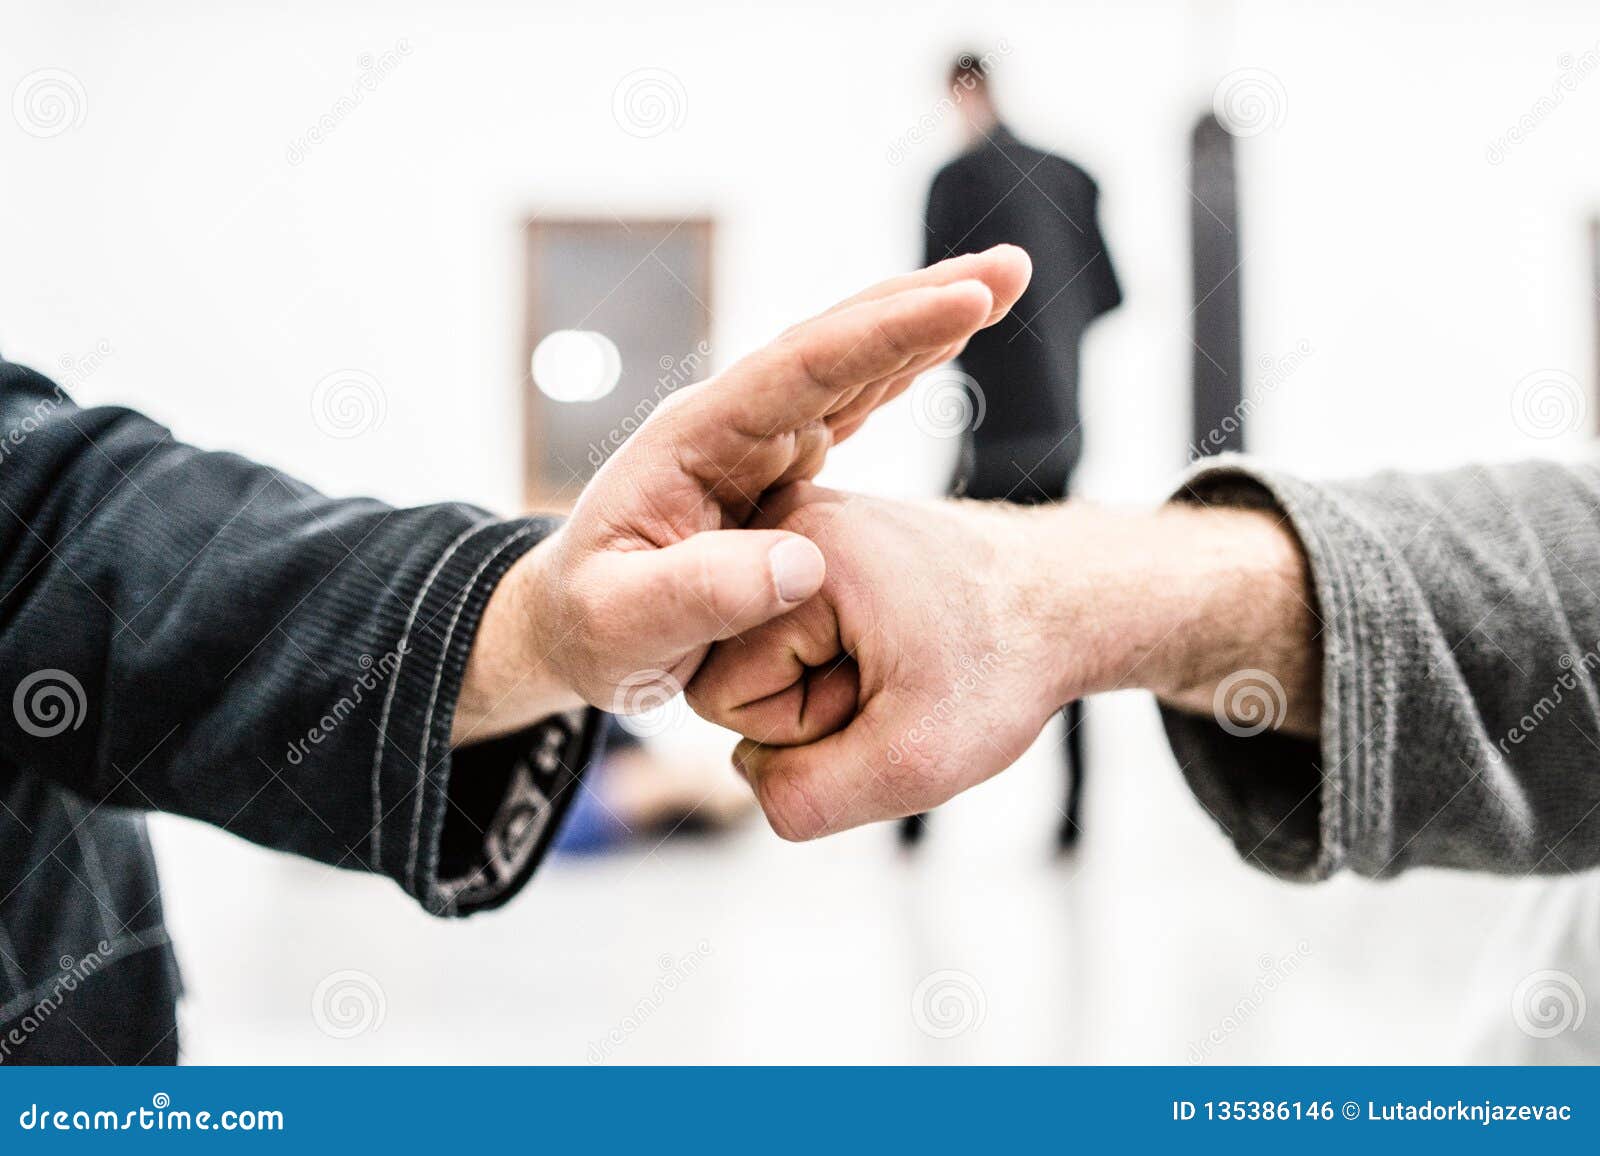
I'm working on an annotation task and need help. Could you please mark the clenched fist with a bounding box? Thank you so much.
[685,484,1065,839]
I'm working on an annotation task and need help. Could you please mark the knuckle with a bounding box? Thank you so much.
[681,676,710,713]
[756,770,828,842]
[791,340,838,394]
[651,386,694,418]
[638,383,701,437]
[873,317,910,361]
[682,671,730,722]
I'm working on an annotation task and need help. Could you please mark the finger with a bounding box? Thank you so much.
[788,248,1030,447]
[811,247,1030,437]
[605,529,825,655]
[733,700,918,841]
[767,419,832,492]
[686,597,855,745]
[794,244,1032,332]
[747,480,841,530]
[828,413,872,444]
[694,279,995,444]
[821,379,892,445]
[826,328,979,440]
[697,656,859,748]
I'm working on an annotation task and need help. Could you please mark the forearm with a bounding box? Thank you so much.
[1121,503,1321,737]
[1019,500,1322,735]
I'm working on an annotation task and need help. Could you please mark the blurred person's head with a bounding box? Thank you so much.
[948,50,999,144]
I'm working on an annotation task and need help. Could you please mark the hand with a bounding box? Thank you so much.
[453,245,1033,742]
[684,484,1059,839]
[685,484,1320,840]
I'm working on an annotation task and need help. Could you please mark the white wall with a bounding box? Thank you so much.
[4,0,1599,1063]
[9,1,1595,496]
[1233,0,1600,477]
[1,0,1204,508]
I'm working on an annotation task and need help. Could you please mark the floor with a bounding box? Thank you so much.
[152,691,1596,1064]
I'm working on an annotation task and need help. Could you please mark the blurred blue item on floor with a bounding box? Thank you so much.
[551,720,636,855]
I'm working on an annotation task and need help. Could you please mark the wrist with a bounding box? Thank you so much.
[452,533,584,747]
[1016,502,1313,710]
[1141,504,1306,690]
[1147,502,1321,735]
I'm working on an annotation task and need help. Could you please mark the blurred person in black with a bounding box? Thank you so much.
[917,51,1122,849]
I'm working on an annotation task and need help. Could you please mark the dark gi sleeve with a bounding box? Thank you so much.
[0,359,597,916]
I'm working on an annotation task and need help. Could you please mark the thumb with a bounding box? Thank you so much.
[615,529,825,654]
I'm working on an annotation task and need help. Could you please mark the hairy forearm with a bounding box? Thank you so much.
[1020,501,1322,737]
